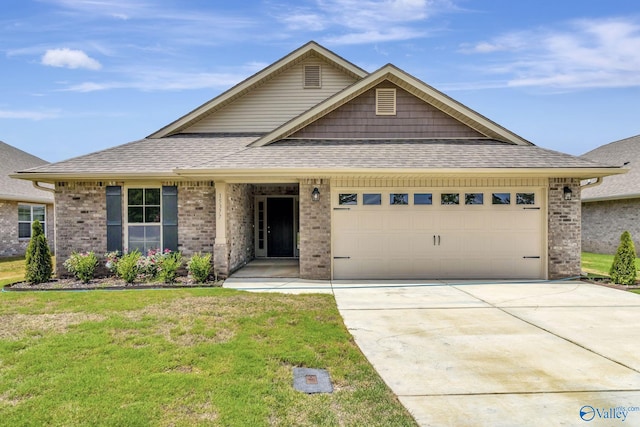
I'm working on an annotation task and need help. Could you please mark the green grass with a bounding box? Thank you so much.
[0,288,417,426]
[581,252,640,277]
[0,257,27,287]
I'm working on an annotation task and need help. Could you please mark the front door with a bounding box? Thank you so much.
[267,197,294,257]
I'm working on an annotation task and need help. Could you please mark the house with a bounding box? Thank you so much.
[0,141,54,257]
[581,134,640,255]
[13,41,622,280]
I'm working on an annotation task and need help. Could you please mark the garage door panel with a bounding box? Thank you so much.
[358,212,384,231]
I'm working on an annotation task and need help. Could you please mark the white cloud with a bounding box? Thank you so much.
[461,17,640,89]
[0,109,60,120]
[42,48,102,70]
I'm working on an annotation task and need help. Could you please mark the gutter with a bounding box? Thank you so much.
[580,177,602,190]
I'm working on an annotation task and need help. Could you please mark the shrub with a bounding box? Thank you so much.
[187,252,212,283]
[25,220,53,284]
[158,250,183,284]
[64,252,99,283]
[610,231,637,286]
[116,250,142,284]
[104,251,121,274]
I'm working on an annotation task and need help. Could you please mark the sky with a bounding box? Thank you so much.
[1,0,640,163]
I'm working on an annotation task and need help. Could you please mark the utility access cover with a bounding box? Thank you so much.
[293,367,333,394]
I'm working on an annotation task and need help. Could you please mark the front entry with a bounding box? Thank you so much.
[255,196,299,258]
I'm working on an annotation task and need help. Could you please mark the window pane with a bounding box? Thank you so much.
[516,193,535,205]
[441,193,459,205]
[363,194,381,205]
[465,193,484,205]
[128,207,144,223]
[18,206,31,221]
[390,193,408,205]
[339,193,357,205]
[414,193,432,205]
[492,193,511,205]
[128,188,143,205]
[145,188,160,205]
[145,206,161,223]
[19,223,31,238]
[33,206,45,221]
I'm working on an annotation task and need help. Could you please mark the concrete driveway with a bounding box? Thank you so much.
[332,280,640,426]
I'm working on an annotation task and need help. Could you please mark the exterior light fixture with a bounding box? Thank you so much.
[311,187,320,202]
[563,186,572,201]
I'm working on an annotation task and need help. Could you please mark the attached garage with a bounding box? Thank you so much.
[332,183,547,280]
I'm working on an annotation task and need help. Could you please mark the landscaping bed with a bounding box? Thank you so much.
[4,276,222,291]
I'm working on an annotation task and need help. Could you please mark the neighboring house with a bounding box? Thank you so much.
[0,141,54,257]
[14,42,621,280]
[581,134,640,255]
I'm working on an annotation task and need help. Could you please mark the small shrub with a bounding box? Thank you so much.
[25,220,53,284]
[64,252,99,283]
[104,251,121,274]
[610,231,637,286]
[158,250,182,284]
[116,250,142,284]
[187,252,212,283]
[137,248,163,279]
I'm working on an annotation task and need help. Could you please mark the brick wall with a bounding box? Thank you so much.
[0,200,55,258]
[55,181,108,275]
[299,179,331,279]
[227,183,254,274]
[548,178,582,279]
[582,198,640,255]
[177,181,215,256]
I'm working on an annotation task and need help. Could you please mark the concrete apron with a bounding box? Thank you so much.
[332,280,640,427]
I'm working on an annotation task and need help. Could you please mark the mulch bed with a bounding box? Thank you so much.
[4,276,223,291]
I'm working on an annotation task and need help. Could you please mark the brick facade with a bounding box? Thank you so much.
[547,178,582,279]
[227,184,254,274]
[0,200,54,258]
[582,198,640,256]
[177,181,216,256]
[299,179,331,279]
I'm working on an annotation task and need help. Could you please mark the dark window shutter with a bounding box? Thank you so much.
[162,186,178,252]
[106,186,123,252]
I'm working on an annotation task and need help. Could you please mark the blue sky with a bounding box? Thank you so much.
[2,0,640,162]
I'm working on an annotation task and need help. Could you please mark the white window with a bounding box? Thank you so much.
[126,188,161,253]
[18,204,46,239]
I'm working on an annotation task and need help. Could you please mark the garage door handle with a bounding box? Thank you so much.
[333,207,351,211]
[334,256,351,259]
[523,256,540,259]
[523,207,540,210]
[433,235,441,246]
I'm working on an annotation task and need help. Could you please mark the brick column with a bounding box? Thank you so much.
[213,181,230,278]
[548,178,582,279]
[299,179,331,280]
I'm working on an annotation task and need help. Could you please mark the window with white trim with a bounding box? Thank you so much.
[127,188,161,253]
[18,204,46,239]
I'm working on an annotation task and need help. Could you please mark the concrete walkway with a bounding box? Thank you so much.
[225,279,640,426]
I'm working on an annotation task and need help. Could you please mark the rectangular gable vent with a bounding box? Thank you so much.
[376,88,396,115]
[304,65,321,88]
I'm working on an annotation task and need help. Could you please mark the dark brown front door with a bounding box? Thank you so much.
[267,198,294,257]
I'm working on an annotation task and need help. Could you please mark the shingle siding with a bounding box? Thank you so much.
[582,198,640,256]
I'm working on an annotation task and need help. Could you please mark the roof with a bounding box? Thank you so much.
[0,141,53,203]
[581,134,640,201]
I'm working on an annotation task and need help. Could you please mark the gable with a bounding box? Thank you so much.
[182,55,359,134]
[291,82,485,139]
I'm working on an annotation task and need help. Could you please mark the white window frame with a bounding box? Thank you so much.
[18,204,46,239]
[124,186,162,254]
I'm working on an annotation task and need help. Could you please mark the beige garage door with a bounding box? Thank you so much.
[332,188,545,280]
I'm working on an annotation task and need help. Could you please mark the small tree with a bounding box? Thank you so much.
[25,220,53,284]
[610,231,637,286]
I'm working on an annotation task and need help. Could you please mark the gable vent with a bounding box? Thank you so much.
[304,65,321,88]
[376,88,396,115]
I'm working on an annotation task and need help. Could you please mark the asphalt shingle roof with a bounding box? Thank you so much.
[581,134,640,201]
[0,141,53,201]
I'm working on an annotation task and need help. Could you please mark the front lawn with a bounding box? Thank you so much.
[581,251,640,277]
[0,288,417,426]
[0,257,28,287]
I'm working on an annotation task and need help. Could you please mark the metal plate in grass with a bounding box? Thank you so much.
[293,367,333,394]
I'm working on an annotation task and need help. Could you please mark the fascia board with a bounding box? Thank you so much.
[10,172,179,183]
[148,42,368,139]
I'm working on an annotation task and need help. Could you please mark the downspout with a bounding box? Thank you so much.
[32,181,55,193]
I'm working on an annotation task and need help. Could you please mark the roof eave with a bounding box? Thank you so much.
[0,194,54,203]
[10,171,180,183]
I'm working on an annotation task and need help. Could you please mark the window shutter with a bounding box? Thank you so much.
[376,88,396,115]
[162,186,178,252]
[304,65,321,88]
[106,186,122,252]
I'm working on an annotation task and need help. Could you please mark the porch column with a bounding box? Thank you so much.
[299,178,331,280]
[548,178,581,279]
[213,181,230,278]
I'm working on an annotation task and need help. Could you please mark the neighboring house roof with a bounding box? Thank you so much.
[0,141,53,203]
[581,134,640,202]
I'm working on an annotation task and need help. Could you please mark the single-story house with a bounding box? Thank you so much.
[581,134,640,255]
[1,141,54,257]
[14,42,622,280]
